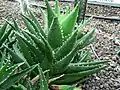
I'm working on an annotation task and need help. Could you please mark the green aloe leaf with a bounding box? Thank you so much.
[0,62,24,84]
[24,27,52,61]
[61,3,79,37]
[12,84,27,90]
[70,60,109,66]
[24,31,45,53]
[38,7,48,32]
[51,66,106,84]
[65,6,71,15]
[4,46,29,68]
[55,30,78,61]
[83,37,95,47]
[55,0,60,17]
[21,30,34,44]
[28,10,46,38]
[59,85,80,90]
[21,15,37,36]
[16,34,35,66]
[16,32,44,63]
[67,86,80,90]
[0,51,6,67]
[59,6,70,22]
[59,14,67,22]
[77,17,92,40]
[36,32,54,66]
[76,28,95,49]
[60,85,74,90]
[21,14,41,37]
[45,0,56,28]
[79,51,91,62]
[25,79,35,90]
[38,65,49,90]
[52,42,79,75]
[0,64,37,90]
[64,64,101,73]
[72,50,91,63]
[4,19,15,30]
[25,31,54,66]
[41,56,50,71]
[0,22,8,39]
[48,17,62,49]
[12,18,20,32]
[0,28,12,47]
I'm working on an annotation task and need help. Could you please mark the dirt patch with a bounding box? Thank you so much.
[0,0,20,24]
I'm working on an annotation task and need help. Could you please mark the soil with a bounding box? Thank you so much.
[82,4,120,90]
[0,0,120,90]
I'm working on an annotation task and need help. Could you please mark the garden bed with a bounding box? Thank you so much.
[0,0,120,90]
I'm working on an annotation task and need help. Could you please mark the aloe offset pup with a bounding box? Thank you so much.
[5,0,108,89]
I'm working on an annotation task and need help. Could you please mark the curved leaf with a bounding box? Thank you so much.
[55,30,78,61]
[0,22,8,39]
[45,0,56,28]
[51,66,106,84]
[61,3,79,37]
[0,64,37,90]
[28,10,46,38]
[48,17,62,49]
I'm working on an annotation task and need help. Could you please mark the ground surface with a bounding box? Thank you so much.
[0,0,120,90]
[83,4,120,90]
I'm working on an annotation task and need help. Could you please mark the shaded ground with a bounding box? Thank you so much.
[0,0,120,90]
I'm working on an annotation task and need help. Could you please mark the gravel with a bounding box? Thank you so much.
[0,0,20,24]
[0,0,120,90]
[82,4,120,90]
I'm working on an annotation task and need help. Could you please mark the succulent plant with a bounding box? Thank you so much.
[5,0,108,89]
[0,52,37,90]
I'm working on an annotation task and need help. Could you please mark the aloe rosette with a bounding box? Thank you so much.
[5,0,108,88]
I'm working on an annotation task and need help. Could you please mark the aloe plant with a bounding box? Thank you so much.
[0,52,37,90]
[4,0,108,89]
